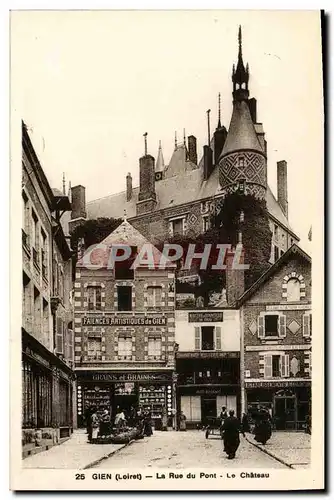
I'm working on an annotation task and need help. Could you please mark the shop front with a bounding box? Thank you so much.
[245,380,311,431]
[22,330,75,455]
[76,370,174,430]
[176,352,240,428]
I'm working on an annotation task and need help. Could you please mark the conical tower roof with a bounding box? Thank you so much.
[156,141,165,172]
[220,100,264,158]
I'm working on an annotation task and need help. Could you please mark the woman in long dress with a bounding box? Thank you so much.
[222,410,241,459]
[179,411,187,431]
[91,410,100,441]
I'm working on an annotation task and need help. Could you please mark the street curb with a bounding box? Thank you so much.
[83,439,136,470]
[244,434,294,469]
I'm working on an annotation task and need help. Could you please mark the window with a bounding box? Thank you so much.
[274,225,278,239]
[42,299,49,339]
[31,210,39,250]
[87,338,102,360]
[58,265,64,302]
[41,229,48,280]
[303,313,312,338]
[22,192,29,249]
[147,286,162,307]
[202,216,210,232]
[170,218,184,236]
[274,245,279,261]
[68,323,74,363]
[115,246,136,280]
[117,286,132,311]
[56,317,64,354]
[263,353,289,378]
[258,313,286,339]
[33,287,41,336]
[286,278,301,302]
[238,179,245,193]
[118,336,132,358]
[238,157,245,167]
[201,326,214,350]
[148,337,162,359]
[87,286,102,310]
[264,315,278,337]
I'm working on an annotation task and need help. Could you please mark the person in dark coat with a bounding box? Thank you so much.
[85,406,93,442]
[241,413,250,435]
[221,410,241,459]
[254,411,272,444]
[143,409,153,436]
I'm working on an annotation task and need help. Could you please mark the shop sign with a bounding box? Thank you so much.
[245,380,311,389]
[188,311,224,323]
[176,351,239,359]
[82,315,167,326]
[266,304,311,311]
[85,372,173,383]
[25,347,50,369]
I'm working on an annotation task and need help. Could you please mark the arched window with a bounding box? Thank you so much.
[286,278,300,302]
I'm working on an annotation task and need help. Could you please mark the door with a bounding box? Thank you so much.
[274,394,297,430]
[201,398,217,425]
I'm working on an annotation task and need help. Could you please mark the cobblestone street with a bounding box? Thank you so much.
[94,431,286,469]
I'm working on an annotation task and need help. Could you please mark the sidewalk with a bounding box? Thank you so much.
[246,432,311,469]
[22,429,132,470]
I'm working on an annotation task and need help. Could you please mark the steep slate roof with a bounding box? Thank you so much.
[86,164,298,237]
[220,99,264,158]
[78,219,175,269]
[237,244,311,306]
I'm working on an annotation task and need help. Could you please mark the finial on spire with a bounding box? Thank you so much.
[218,93,222,129]
[232,25,249,100]
[143,132,148,156]
[207,109,211,146]
[123,209,127,222]
[174,131,177,150]
[238,25,242,56]
[68,180,72,201]
[159,140,162,150]
[183,128,186,147]
[62,173,66,195]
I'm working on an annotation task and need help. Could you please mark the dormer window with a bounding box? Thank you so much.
[238,156,245,168]
[238,179,246,193]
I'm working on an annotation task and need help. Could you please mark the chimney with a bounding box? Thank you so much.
[137,155,157,215]
[277,160,288,217]
[214,127,227,165]
[203,145,213,181]
[71,185,86,220]
[126,172,132,201]
[187,135,197,165]
[248,98,257,123]
[225,246,245,306]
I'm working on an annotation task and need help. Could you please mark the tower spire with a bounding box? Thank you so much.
[217,93,222,129]
[174,131,177,150]
[62,172,66,195]
[207,109,211,146]
[232,25,250,101]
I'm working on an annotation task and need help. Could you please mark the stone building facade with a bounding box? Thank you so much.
[65,28,299,289]
[21,121,75,457]
[73,219,177,430]
[238,244,312,430]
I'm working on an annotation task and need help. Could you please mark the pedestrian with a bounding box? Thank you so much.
[179,411,187,431]
[84,404,92,435]
[161,406,168,431]
[241,413,250,435]
[114,408,126,430]
[90,408,99,442]
[254,411,272,445]
[143,408,153,436]
[219,406,228,442]
[221,410,241,460]
[100,408,111,438]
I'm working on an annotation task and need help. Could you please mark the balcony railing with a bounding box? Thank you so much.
[32,247,40,271]
[22,229,30,255]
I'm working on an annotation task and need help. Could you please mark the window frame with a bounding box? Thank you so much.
[117,335,132,359]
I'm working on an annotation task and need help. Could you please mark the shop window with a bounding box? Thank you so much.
[87,338,102,360]
[147,286,162,308]
[148,336,162,359]
[264,353,289,378]
[286,278,301,302]
[117,286,132,311]
[118,336,132,359]
[87,286,102,310]
[115,246,136,280]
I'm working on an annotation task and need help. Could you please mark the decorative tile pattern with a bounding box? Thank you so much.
[248,320,257,336]
[288,320,301,334]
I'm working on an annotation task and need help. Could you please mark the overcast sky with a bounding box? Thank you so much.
[12,10,323,253]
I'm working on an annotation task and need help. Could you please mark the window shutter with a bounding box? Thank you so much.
[68,329,73,362]
[284,354,290,377]
[56,317,63,354]
[63,325,68,359]
[303,314,310,337]
[264,354,272,378]
[258,316,265,339]
[279,314,286,338]
[194,327,201,350]
[214,327,222,350]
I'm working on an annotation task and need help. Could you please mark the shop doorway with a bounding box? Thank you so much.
[201,397,217,425]
[113,383,137,418]
[274,390,297,430]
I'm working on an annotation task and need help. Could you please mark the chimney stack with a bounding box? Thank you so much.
[71,185,86,220]
[225,246,245,306]
[187,135,197,165]
[277,160,288,217]
[203,145,213,181]
[248,98,257,123]
[126,172,132,201]
[214,127,227,165]
[137,154,157,215]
